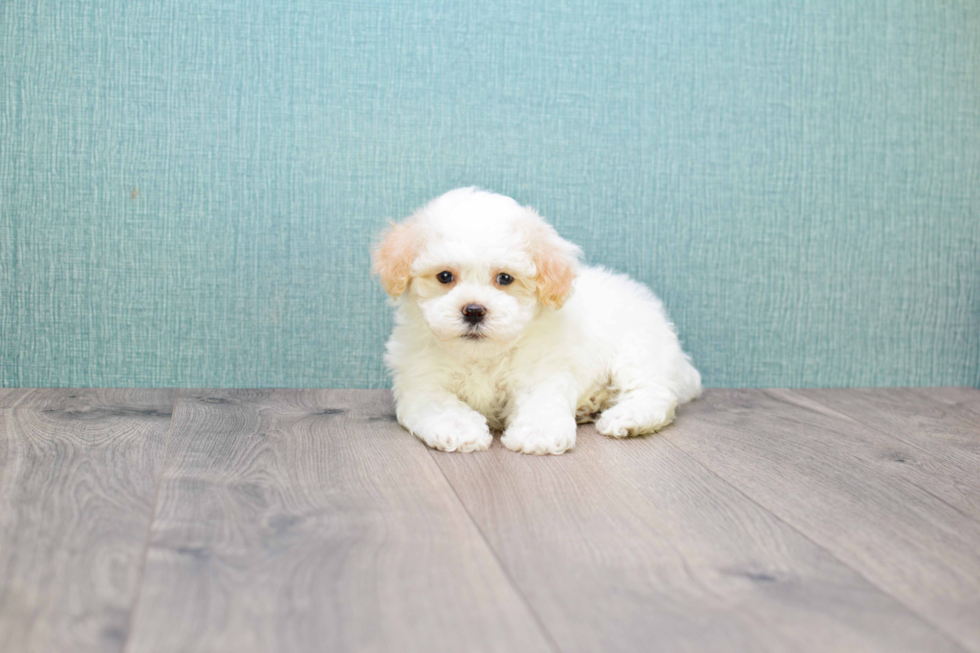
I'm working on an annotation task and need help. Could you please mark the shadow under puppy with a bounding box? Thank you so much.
[372,187,701,455]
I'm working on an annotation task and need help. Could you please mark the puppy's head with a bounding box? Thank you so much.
[372,187,581,350]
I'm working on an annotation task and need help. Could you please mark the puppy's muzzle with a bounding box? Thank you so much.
[461,304,487,325]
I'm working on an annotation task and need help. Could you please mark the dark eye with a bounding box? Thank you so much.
[437,271,454,284]
[496,272,514,286]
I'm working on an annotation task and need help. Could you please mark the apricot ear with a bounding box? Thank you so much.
[521,215,582,308]
[371,221,420,298]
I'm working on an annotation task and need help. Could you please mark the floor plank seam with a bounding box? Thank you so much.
[120,389,181,653]
[657,433,972,653]
[423,444,566,653]
[6,388,977,653]
[792,389,980,477]
[779,389,980,526]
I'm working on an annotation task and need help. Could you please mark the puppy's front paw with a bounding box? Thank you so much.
[413,411,492,453]
[502,415,576,455]
[596,398,676,438]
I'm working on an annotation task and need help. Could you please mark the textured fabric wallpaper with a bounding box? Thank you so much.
[1,0,978,388]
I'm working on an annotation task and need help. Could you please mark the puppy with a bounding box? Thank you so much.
[372,187,701,455]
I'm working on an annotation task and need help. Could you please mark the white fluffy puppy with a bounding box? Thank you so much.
[372,187,701,455]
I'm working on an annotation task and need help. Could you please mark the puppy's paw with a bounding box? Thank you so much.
[413,411,492,453]
[502,415,576,455]
[596,399,676,438]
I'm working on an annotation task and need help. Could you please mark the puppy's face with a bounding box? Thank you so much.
[373,188,581,352]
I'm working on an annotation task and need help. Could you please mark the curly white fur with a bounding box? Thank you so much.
[372,187,701,455]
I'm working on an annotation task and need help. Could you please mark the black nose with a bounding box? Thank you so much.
[462,304,487,325]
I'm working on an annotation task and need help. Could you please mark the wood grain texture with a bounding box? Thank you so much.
[0,388,29,408]
[4,387,978,653]
[125,389,553,653]
[802,387,980,486]
[429,420,964,653]
[774,389,980,524]
[0,389,177,653]
[663,389,980,652]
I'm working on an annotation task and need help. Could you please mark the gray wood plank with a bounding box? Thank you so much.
[126,389,554,653]
[0,389,177,653]
[429,419,965,653]
[772,389,980,524]
[663,389,980,652]
[803,387,980,484]
[0,388,29,408]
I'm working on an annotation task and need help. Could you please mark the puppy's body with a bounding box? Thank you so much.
[374,188,701,455]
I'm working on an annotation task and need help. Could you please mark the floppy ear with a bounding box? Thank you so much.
[372,221,421,298]
[521,214,582,308]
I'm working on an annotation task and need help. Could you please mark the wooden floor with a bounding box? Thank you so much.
[1,388,978,653]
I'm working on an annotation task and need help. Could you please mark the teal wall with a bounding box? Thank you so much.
[1,1,978,389]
